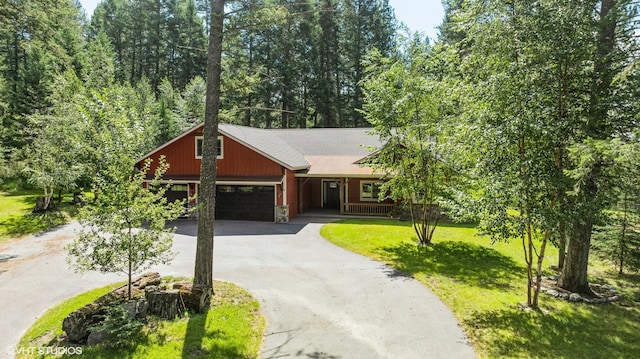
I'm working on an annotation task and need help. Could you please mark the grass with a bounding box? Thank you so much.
[18,280,265,359]
[321,219,640,359]
[0,189,82,244]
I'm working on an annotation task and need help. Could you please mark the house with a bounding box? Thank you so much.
[136,123,394,222]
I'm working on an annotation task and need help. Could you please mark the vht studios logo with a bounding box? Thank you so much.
[6,346,83,355]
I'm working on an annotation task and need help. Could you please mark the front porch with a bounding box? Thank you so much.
[297,177,395,218]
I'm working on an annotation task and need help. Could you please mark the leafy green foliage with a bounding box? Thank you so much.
[66,89,187,297]
[21,71,87,211]
[592,214,640,274]
[67,157,185,299]
[92,303,145,348]
[362,39,465,246]
[440,0,640,297]
[592,137,640,274]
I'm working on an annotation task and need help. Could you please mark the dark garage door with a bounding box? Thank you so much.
[165,184,189,204]
[215,185,274,221]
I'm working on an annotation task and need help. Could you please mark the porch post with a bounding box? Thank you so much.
[298,178,310,214]
[339,178,345,215]
[344,178,350,214]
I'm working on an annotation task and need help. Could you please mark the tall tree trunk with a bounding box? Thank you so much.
[559,0,617,294]
[194,0,224,292]
[559,219,594,294]
[557,220,566,270]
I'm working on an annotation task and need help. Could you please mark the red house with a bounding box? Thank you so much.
[136,124,394,222]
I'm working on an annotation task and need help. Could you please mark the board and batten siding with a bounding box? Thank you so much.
[217,136,282,177]
[140,130,284,178]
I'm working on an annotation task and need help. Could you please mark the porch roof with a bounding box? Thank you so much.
[295,155,384,178]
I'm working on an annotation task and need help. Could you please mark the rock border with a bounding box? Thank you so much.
[538,276,622,304]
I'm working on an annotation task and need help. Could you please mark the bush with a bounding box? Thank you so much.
[91,302,145,348]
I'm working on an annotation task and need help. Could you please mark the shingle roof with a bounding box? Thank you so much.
[270,127,382,156]
[218,124,382,171]
[140,123,383,174]
[218,124,310,170]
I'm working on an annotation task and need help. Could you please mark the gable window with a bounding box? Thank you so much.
[360,181,382,201]
[195,136,223,159]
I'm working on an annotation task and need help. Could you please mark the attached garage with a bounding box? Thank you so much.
[165,184,189,204]
[215,185,275,221]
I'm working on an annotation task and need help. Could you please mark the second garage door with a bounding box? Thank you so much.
[215,185,275,221]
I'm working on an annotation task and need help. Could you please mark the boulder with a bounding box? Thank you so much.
[62,303,106,343]
[569,293,583,302]
[86,330,109,346]
[123,298,149,319]
[63,272,160,343]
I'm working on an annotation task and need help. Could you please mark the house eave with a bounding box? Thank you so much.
[294,173,386,179]
[136,123,204,164]
[217,126,310,171]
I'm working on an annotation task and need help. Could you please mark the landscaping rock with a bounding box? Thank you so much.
[111,272,161,299]
[569,293,582,302]
[62,304,103,343]
[63,272,160,343]
[86,330,109,346]
[123,298,149,319]
[546,289,559,298]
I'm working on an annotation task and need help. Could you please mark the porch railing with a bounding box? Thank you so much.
[344,203,394,216]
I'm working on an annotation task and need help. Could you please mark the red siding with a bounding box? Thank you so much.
[139,129,283,178]
[217,136,282,176]
[142,129,203,176]
[285,169,298,218]
[299,178,313,212]
[309,178,323,208]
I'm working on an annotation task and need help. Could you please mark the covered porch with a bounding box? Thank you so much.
[297,176,395,217]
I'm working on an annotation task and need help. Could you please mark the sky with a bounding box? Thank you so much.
[78,0,444,40]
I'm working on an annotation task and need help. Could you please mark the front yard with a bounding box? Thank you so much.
[321,219,640,358]
[0,190,80,244]
[18,280,265,359]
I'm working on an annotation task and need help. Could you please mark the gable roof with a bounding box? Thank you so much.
[138,123,383,174]
[219,124,309,170]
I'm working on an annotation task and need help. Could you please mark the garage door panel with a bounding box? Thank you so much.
[215,185,274,221]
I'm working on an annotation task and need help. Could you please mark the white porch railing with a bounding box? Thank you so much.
[344,203,394,216]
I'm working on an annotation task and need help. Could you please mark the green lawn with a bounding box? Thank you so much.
[18,281,265,359]
[0,189,81,243]
[321,219,640,359]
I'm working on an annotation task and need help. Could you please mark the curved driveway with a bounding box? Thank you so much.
[0,218,475,359]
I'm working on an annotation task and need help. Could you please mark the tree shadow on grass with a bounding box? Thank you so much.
[181,309,247,359]
[0,211,67,238]
[380,241,524,289]
[466,304,640,358]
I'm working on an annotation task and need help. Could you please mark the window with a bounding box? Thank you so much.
[195,136,223,159]
[170,185,188,192]
[360,181,382,201]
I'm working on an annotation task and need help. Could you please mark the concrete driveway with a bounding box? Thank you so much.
[0,218,475,359]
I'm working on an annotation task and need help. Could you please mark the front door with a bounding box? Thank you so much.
[323,181,340,209]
